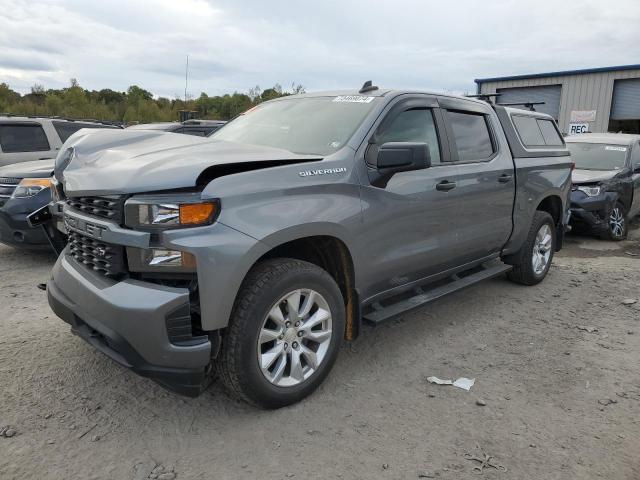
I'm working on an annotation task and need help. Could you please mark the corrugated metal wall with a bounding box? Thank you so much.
[478,68,640,133]
[610,78,640,120]
[496,85,562,119]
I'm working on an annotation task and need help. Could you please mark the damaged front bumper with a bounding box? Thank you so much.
[47,254,212,396]
[569,190,617,234]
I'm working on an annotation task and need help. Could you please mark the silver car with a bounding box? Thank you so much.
[0,116,120,167]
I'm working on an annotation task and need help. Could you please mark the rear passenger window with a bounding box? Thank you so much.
[512,116,544,146]
[537,119,564,146]
[446,111,494,162]
[377,108,442,164]
[0,124,50,153]
[512,115,564,147]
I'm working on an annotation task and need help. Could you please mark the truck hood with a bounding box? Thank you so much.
[572,169,619,184]
[61,129,322,194]
[0,159,55,178]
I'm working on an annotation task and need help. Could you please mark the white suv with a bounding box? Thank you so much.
[0,116,120,167]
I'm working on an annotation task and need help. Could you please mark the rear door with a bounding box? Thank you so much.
[439,98,515,264]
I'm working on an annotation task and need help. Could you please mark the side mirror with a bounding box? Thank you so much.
[376,142,431,173]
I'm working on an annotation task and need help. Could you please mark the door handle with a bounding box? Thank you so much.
[436,180,457,191]
[498,174,513,183]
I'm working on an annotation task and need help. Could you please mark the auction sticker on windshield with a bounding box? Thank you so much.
[333,95,375,103]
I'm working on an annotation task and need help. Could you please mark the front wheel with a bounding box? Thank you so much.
[602,202,628,241]
[506,211,555,286]
[216,258,345,409]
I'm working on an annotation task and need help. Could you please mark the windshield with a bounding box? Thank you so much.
[210,96,379,155]
[567,142,629,171]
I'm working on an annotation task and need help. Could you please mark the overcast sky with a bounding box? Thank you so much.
[1,0,639,98]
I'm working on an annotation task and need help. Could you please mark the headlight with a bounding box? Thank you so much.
[11,178,51,199]
[576,185,602,197]
[125,194,219,230]
[127,247,196,273]
[54,147,75,182]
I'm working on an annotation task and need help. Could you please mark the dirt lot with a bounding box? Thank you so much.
[1,227,639,480]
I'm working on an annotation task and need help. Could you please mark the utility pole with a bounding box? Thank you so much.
[184,54,189,103]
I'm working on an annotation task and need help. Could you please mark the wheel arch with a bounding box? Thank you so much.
[536,194,563,226]
[249,234,359,341]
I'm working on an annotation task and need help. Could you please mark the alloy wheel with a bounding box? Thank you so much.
[532,224,552,275]
[609,206,625,239]
[257,289,333,387]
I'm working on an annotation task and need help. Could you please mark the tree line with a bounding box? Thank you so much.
[0,79,305,123]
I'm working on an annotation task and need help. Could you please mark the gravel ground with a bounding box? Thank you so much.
[1,227,639,480]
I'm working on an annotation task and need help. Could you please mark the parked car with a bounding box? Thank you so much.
[45,86,571,408]
[13,122,225,251]
[0,116,121,168]
[566,133,640,240]
[0,159,54,248]
[127,119,226,137]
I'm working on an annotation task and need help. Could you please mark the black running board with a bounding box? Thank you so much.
[362,261,512,325]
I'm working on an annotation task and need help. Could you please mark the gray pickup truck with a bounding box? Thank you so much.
[46,85,572,408]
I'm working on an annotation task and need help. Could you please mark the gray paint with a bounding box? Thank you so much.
[48,89,571,371]
[0,159,54,178]
[49,254,211,368]
[478,67,640,134]
[60,130,322,195]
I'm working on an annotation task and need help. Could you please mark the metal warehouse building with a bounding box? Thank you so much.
[475,64,640,135]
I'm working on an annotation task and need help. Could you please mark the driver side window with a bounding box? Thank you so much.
[376,108,442,165]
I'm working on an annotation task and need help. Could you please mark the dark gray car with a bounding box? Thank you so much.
[45,87,572,408]
[566,133,640,240]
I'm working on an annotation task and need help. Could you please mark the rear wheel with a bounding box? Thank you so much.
[216,258,345,409]
[602,202,627,241]
[506,211,555,286]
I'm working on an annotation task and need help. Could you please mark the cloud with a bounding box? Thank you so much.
[0,0,639,97]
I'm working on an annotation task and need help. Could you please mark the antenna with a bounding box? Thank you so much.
[359,80,378,94]
[184,54,189,103]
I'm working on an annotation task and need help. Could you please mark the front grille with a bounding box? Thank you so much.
[0,177,21,200]
[67,231,126,277]
[66,196,124,223]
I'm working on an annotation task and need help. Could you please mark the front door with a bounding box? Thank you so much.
[357,98,463,299]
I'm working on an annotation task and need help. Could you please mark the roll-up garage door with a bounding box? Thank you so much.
[610,78,640,120]
[496,85,562,120]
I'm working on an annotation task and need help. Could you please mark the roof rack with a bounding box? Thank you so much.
[498,101,546,112]
[466,93,501,105]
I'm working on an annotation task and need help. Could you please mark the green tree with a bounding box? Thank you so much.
[0,79,305,122]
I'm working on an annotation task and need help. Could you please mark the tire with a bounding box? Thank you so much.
[216,258,345,409]
[506,211,555,286]
[601,202,628,241]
